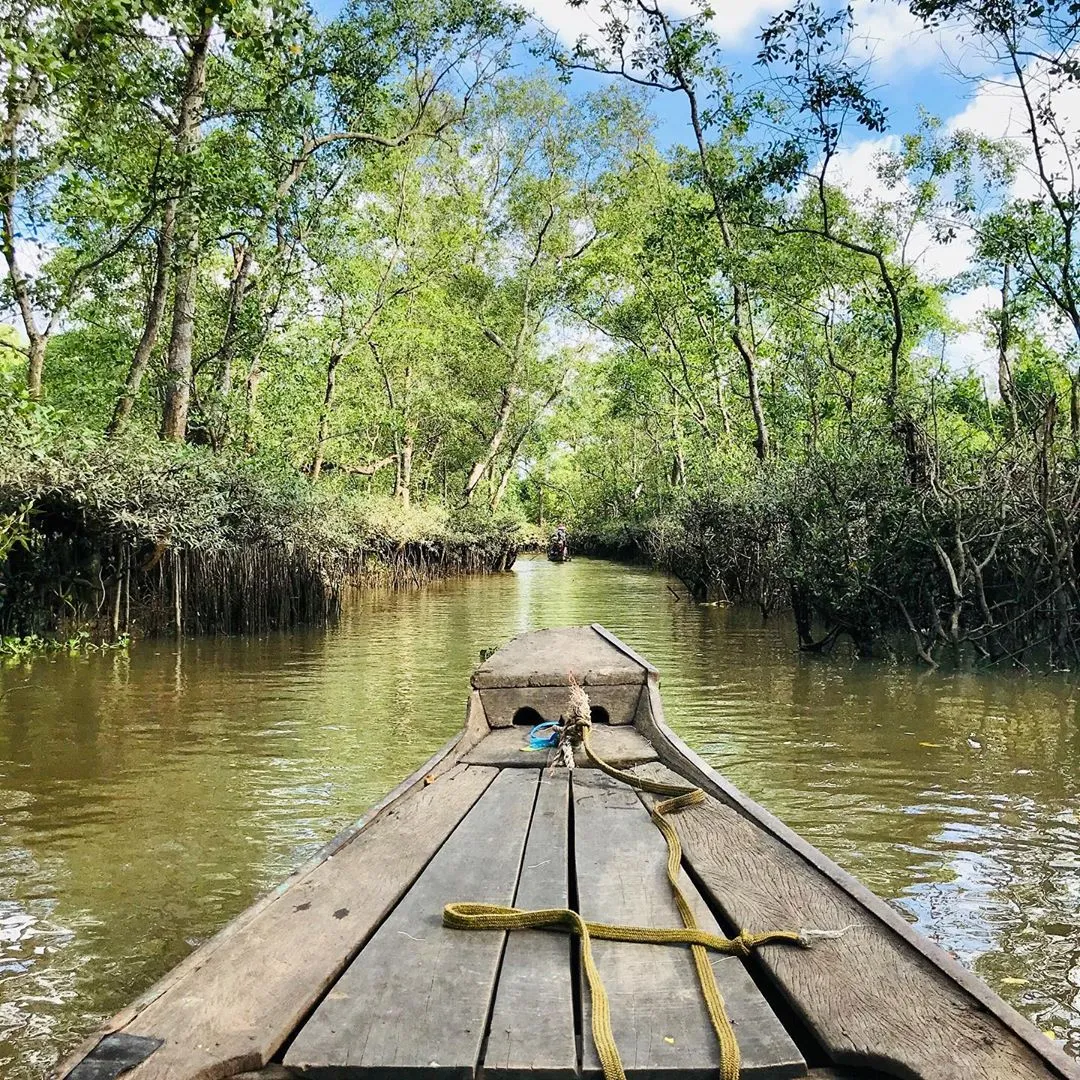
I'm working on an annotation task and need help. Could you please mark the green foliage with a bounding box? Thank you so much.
[1,631,129,659]
[5,0,1080,669]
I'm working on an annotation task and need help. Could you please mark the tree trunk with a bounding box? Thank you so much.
[997,262,1018,435]
[490,379,563,510]
[25,335,46,400]
[160,19,212,443]
[310,352,342,481]
[670,413,686,486]
[674,54,769,461]
[219,243,254,397]
[244,353,266,445]
[109,200,177,437]
[734,299,770,461]
[464,386,513,502]
[491,430,528,510]
[2,70,48,399]
[398,433,414,509]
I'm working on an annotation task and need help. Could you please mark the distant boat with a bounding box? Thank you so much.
[60,625,1079,1080]
[548,535,571,561]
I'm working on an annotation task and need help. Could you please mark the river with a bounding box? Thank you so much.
[1,555,1078,1076]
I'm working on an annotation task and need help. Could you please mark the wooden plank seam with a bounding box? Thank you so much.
[273,764,507,1070]
[474,770,545,1076]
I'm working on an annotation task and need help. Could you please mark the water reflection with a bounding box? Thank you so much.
[0,555,1077,1074]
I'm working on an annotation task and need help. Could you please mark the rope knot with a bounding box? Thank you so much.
[731,930,756,959]
[562,675,592,747]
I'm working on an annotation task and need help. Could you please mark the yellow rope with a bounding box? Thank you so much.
[444,717,806,1080]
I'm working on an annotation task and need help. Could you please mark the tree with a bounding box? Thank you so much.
[1,0,162,399]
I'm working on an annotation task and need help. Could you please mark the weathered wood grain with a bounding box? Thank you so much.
[478,685,643,728]
[472,627,646,691]
[464,726,656,769]
[588,625,658,676]
[285,768,540,1079]
[572,771,805,1080]
[225,1069,297,1080]
[483,772,577,1080]
[68,764,496,1080]
[631,761,1074,1080]
[58,727,479,1080]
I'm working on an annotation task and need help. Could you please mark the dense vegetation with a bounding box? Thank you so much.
[3,0,1080,666]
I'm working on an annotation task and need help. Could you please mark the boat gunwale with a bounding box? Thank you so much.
[635,675,1080,1080]
[55,712,482,1079]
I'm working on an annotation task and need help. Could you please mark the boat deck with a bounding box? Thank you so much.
[285,761,804,1080]
[62,626,1080,1080]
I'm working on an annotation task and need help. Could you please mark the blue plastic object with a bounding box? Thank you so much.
[528,721,561,750]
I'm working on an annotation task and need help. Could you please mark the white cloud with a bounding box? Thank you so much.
[827,135,975,279]
[827,135,991,373]
[527,0,967,62]
[941,326,996,379]
[848,0,965,73]
[949,284,997,326]
[947,57,1080,202]
[943,286,997,378]
[828,134,898,198]
[525,0,788,54]
[704,0,788,43]
[0,238,52,290]
[526,0,611,52]
[905,220,973,279]
[937,53,1080,377]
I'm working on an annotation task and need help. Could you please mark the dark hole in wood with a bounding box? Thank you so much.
[68,1033,163,1080]
[589,705,610,725]
[512,706,544,726]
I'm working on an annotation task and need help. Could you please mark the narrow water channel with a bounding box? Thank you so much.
[1,555,1078,1076]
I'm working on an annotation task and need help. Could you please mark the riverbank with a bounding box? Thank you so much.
[0,422,518,642]
[573,437,1080,672]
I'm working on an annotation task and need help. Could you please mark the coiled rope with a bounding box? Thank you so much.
[444,679,810,1080]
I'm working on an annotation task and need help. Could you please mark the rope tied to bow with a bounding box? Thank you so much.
[445,677,819,1080]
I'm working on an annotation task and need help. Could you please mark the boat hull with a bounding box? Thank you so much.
[60,624,1080,1080]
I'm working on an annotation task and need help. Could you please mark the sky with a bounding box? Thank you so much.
[312,0,986,142]
[507,0,1078,379]
[317,0,1077,379]
[7,0,1072,380]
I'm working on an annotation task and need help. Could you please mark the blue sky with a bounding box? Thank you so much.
[310,1,1078,376]
[314,0,980,153]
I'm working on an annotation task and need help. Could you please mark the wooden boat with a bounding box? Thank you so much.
[548,538,571,562]
[61,624,1080,1080]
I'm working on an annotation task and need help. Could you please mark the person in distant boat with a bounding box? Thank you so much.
[554,523,569,560]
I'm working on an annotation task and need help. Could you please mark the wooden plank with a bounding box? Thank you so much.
[68,763,497,1080]
[472,627,646,689]
[59,727,479,1080]
[572,771,805,1080]
[464,726,657,769]
[483,772,577,1080]
[631,761,1073,1080]
[588,624,659,676]
[286,768,540,1079]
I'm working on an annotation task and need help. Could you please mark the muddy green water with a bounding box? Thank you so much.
[1,556,1078,1075]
